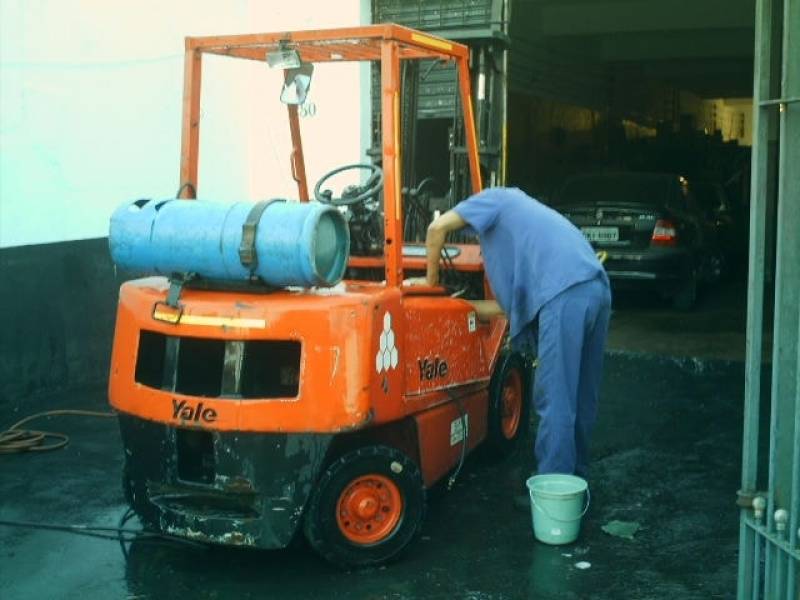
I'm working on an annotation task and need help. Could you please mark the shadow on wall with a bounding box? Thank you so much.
[0,238,124,412]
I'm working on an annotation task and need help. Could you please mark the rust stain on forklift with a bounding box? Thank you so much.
[110,24,530,568]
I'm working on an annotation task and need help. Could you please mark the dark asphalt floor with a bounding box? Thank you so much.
[0,352,744,600]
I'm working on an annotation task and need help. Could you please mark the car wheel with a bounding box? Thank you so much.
[672,272,697,310]
[303,445,425,568]
[486,353,530,457]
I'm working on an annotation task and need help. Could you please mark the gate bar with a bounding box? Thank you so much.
[771,0,800,595]
[758,96,800,106]
[790,310,800,600]
[737,0,776,593]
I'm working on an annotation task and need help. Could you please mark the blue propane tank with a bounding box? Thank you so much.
[109,198,350,287]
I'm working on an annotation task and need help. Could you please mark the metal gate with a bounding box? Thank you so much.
[737,0,800,598]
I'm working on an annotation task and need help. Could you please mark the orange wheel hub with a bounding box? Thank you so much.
[336,474,403,545]
[500,369,523,439]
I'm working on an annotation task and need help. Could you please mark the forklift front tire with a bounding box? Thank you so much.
[486,353,530,457]
[303,445,425,568]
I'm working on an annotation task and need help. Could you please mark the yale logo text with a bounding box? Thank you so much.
[418,357,449,381]
[172,399,217,423]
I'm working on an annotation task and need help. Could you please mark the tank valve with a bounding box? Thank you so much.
[752,496,766,521]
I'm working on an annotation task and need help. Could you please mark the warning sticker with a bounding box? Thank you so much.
[450,414,469,446]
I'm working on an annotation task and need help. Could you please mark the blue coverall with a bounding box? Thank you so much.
[453,188,611,477]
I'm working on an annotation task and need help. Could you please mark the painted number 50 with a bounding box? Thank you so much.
[299,102,317,118]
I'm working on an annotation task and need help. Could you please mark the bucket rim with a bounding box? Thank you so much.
[526,473,588,498]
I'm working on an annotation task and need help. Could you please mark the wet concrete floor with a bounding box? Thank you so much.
[1,352,743,599]
[606,277,760,362]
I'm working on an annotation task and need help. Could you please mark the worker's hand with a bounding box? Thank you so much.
[403,277,430,287]
[466,300,505,321]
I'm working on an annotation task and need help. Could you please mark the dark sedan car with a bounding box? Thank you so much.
[553,172,724,309]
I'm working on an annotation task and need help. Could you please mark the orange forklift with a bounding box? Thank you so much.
[109,24,529,567]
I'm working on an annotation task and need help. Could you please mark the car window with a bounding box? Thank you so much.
[555,175,668,206]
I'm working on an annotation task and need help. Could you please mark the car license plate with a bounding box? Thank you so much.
[581,226,619,243]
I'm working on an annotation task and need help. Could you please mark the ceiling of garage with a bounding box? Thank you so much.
[514,0,756,99]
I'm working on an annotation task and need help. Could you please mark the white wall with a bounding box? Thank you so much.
[0,0,370,248]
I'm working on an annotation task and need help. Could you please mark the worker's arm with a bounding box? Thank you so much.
[466,299,505,321]
[425,210,467,286]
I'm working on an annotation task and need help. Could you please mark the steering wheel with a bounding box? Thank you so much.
[314,163,384,207]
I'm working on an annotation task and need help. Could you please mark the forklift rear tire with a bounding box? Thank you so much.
[486,353,530,457]
[303,445,425,568]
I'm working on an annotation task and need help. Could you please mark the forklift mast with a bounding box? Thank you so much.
[370,0,510,242]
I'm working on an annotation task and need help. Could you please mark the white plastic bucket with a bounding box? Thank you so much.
[526,474,590,545]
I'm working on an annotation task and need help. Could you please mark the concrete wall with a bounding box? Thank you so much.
[0,238,122,409]
[0,0,371,409]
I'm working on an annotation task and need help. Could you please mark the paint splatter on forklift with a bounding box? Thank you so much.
[108,24,529,567]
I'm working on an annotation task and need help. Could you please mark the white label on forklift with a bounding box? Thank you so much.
[468,312,477,333]
[450,415,469,446]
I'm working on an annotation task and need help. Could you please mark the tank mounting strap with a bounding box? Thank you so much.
[166,276,186,307]
[152,273,195,324]
[239,199,286,274]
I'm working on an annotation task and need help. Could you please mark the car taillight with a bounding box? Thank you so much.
[651,219,677,246]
